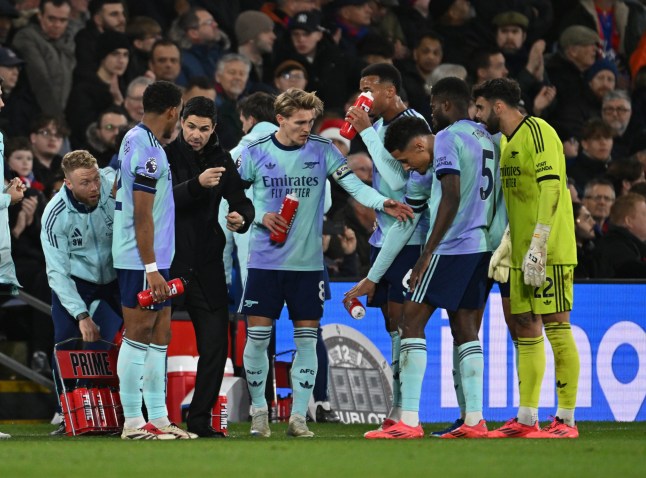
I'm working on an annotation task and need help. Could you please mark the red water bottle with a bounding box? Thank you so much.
[270,194,299,243]
[343,297,366,319]
[340,92,374,140]
[137,278,186,307]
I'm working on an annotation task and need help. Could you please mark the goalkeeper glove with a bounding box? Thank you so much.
[488,225,511,283]
[522,224,551,287]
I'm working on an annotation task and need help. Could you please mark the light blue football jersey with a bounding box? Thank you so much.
[359,108,429,247]
[238,133,387,271]
[430,120,500,255]
[112,123,175,270]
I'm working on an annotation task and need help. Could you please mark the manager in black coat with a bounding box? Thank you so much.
[167,96,254,438]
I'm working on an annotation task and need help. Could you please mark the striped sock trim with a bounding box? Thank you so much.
[123,337,148,351]
[294,328,319,340]
[148,343,167,353]
[458,343,483,361]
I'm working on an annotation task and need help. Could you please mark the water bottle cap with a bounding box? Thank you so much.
[360,91,374,101]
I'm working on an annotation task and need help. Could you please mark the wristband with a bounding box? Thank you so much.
[145,262,158,273]
[76,312,90,321]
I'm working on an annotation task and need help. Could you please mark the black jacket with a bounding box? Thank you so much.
[594,225,646,278]
[167,131,254,309]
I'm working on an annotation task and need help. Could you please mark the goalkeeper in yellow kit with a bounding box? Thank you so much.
[473,78,580,438]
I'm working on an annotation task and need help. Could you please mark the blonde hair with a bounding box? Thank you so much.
[274,88,324,118]
[61,150,98,177]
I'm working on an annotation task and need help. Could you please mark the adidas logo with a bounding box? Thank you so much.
[72,228,83,246]
[543,300,552,305]
[299,381,313,389]
[556,380,567,389]
[265,163,276,169]
[249,380,264,388]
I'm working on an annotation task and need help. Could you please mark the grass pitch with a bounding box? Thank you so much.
[0,422,645,478]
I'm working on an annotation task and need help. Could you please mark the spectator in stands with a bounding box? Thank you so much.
[369,0,407,60]
[397,30,443,122]
[329,153,377,275]
[273,59,307,93]
[318,118,350,156]
[176,7,226,85]
[595,192,646,278]
[602,89,643,159]
[357,30,395,65]
[587,58,618,103]
[124,16,161,81]
[0,0,19,46]
[0,47,24,97]
[470,47,509,84]
[560,0,646,60]
[545,25,600,139]
[396,0,433,50]
[605,157,646,197]
[235,10,276,85]
[182,76,216,103]
[561,57,619,140]
[85,105,128,167]
[331,0,374,57]
[629,135,646,174]
[582,177,616,235]
[6,137,53,376]
[573,202,598,278]
[7,136,43,192]
[568,119,614,193]
[123,75,152,124]
[148,39,185,85]
[29,114,67,186]
[260,0,318,43]
[67,0,89,37]
[277,9,358,115]
[428,62,467,86]
[74,0,126,79]
[214,53,252,151]
[429,0,490,68]
[492,11,556,117]
[12,0,76,119]
[0,46,34,135]
[67,30,130,149]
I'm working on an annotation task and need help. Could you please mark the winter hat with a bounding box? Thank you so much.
[319,118,351,151]
[585,58,619,83]
[235,11,274,46]
[96,31,131,63]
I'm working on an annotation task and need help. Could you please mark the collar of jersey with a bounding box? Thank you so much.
[65,186,98,214]
[270,132,303,151]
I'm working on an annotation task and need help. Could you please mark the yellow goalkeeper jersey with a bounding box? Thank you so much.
[500,116,576,267]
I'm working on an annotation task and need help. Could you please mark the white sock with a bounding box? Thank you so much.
[252,405,268,415]
[149,417,170,428]
[400,410,419,427]
[556,408,575,426]
[388,406,402,421]
[517,406,538,426]
[124,417,146,429]
[464,411,483,426]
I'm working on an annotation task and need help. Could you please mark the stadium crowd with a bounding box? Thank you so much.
[1,0,646,440]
